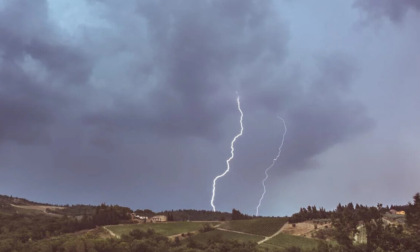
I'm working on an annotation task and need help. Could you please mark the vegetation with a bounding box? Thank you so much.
[1,228,263,252]
[406,193,420,233]
[289,206,331,224]
[2,193,420,252]
[189,229,263,246]
[46,204,97,217]
[231,208,252,220]
[326,194,420,252]
[134,209,231,221]
[219,217,288,236]
[199,223,215,233]
[0,202,131,250]
[159,209,232,221]
[265,233,321,250]
[106,222,219,237]
[0,195,46,207]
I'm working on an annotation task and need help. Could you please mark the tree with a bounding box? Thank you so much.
[406,193,420,234]
[167,212,174,222]
[231,209,251,220]
[331,203,358,249]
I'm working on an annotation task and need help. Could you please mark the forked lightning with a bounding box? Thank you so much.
[256,116,287,216]
[210,93,244,212]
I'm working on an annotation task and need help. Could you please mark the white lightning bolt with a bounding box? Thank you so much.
[256,116,287,216]
[210,93,244,212]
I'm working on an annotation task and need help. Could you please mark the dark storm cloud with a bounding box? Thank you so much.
[284,98,371,171]
[83,0,372,171]
[0,0,92,144]
[234,54,373,175]
[354,0,420,22]
[0,0,381,213]
[282,55,373,171]
[0,62,53,144]
[84,0,289,139]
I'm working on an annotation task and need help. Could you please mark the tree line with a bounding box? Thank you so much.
[289,206,331,223]
[320,193,420,252]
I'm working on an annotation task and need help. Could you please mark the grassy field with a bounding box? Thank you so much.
[106,221,219,237]
[265,233,320,250]
[219,217,288,236]
[190,229,264,244]
[259,242,286,251]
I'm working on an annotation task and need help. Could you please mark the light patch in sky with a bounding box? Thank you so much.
[47,0,110,37]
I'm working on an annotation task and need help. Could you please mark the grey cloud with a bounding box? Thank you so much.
[25,39,92,85]
[279,54,372,173]
[83,1,372,173]
[0,61,54,144]
[311,54,356,94]
[354,0,420,22]
[283,97,372,172]
[0,0,93,144]
[0,96,52,144]
[0,0,390,214]
[84,0,289,139]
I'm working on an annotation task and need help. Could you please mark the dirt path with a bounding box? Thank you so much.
[216,227,264,237]
[258,222,288,245]
[103,226,119,238]
[257,222,288,245]
[214,223,287,245]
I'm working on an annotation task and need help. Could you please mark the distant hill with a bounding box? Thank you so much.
[0,194,47,206]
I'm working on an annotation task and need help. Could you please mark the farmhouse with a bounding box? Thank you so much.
[150,215,167,222]
[389,209,406,215]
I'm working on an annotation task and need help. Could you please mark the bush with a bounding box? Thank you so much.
[199,223,214,233]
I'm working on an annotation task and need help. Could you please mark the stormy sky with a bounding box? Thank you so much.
[1,0,419,216]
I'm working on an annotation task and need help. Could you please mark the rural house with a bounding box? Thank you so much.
[150,215,167,222]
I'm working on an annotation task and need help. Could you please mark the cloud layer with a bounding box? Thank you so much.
[1,0,418,215]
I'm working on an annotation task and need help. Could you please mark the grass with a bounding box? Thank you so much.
[265,233,320,250]
[259,242,287,252]
[190,229,264,244]
[106,221,219,237]
[219,217,288,236]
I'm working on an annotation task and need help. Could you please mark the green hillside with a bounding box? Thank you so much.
[219,217,288,236]
[191,229,264,244]
[265,233,320,250]
[1,193,420,252]
[106,221,219,237]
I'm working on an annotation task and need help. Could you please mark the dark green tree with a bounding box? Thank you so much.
[331,203,358,249]
[406,193,420,234]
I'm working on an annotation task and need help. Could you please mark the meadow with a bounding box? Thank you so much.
[218,217,288,236]
[264,233,321,250]
[191,229,264,244]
